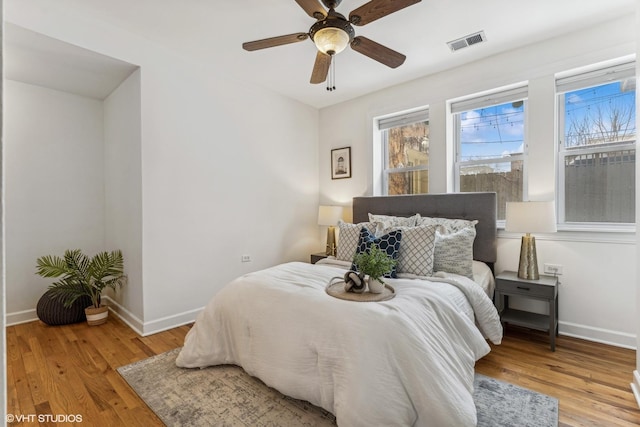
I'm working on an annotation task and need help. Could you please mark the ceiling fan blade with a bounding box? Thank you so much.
[242,33,309,51]
[350,36,406,68]
[310,51,332,84]
[349,0,421,26]
[294,0,327,19]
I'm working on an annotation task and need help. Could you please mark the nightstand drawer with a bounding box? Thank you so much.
[497,279,555,298]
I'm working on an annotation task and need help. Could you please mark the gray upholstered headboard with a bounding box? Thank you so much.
[352,192,497,268]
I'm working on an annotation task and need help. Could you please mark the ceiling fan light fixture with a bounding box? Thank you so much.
[313,27,350,55]
[309,10,355,56]
[243,0,423,87]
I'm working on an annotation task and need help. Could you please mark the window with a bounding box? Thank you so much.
[452,86,528,220]
[556,62,636,225]
[378,109,429,195]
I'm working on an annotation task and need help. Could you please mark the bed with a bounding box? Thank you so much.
[176,192,502,426]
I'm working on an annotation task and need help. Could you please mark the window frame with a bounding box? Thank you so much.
[451,85,530,223]
[377,108,430,196]
[555,61,636,230]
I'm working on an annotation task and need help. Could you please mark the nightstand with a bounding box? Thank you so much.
[310,253,328,264]
[495,271,559,351]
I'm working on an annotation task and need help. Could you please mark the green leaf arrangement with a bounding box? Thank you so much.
[352,244,397,283]
[36,249,126,309]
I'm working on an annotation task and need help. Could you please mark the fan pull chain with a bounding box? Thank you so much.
[326,55,336,92]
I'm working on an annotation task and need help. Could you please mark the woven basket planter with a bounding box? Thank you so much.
[85,305,109,326]
[36,290,92,326]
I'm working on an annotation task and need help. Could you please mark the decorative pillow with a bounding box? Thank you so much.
[433,226,477,279]
[377,225,438,277]
[336,220,375,262]
[417,216,478,232]
[351,227,403,278]
[368,213,419,229]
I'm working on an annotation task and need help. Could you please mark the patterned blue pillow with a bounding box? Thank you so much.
[351,227,403,278]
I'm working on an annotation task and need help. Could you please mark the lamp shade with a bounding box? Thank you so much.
[505,201,557,233]
[318,205,343,226]
[313,27,350,55]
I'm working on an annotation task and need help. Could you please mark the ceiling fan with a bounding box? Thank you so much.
[242,0,422,86]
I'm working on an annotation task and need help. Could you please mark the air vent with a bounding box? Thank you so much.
[447,31,487,52]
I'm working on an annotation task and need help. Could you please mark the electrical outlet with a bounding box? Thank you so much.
[241,255,252,263]
[543,263,563,275]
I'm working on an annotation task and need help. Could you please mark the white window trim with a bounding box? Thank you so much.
[452,86,529,174]
[451,86,529,224]
[498,228,635,245]
[555,60,636,230]
[377,108,429,196]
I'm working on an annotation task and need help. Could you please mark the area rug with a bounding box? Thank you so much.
[117,348,558,427]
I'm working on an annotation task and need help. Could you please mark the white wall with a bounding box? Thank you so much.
[104,69,143,323]
[137,57,320,332]
[4,81,106,324]
[319,16,637,348]
[5,2,321,334]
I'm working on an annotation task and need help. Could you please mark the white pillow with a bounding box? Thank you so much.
[433,226,477,279]
[336,220,375,262]
[417,216,478,232]
[472,261,495,298]
[385,225,439,276]
[368,213,419,229]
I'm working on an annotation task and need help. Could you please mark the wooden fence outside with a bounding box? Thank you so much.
[459,157,634,222]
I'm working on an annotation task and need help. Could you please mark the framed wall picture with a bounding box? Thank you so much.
[331,147,352,179]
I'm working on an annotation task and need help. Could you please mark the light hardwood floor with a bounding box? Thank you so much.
[6,316,640,426]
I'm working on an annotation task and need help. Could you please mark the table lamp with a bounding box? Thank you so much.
[505,201,557,280]
[318,205,343,257]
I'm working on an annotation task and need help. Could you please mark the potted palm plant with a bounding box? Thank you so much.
[352,244,397,293]
[36,249,126,325]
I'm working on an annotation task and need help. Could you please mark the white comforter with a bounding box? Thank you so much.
[176,261,502,427]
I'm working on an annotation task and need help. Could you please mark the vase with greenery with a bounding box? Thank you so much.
[36,249,126,325]
[352,244,397,293]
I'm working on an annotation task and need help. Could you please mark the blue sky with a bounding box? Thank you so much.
[459,102,525,161]
[564,81,636,146]
[458,80,636,161]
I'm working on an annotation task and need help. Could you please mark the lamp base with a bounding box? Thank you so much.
[518,234,539,280]
[325,226,337,257]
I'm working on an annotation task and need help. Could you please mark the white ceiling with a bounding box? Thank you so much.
[4,0,637,108]
[4,23,138,100]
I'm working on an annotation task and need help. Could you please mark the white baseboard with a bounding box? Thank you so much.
[4,303,139,329]
[102,296,202,336]
[559,321,636,350]
[632,371,640,409]
[5,300,202,337]
[6,309,38,326]
[101,297,145,334]
[139,307,202,336]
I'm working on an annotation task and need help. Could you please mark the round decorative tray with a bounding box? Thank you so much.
[325,280,396,302]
